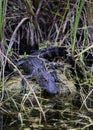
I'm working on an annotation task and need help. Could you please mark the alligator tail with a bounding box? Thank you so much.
[38,46,67,61]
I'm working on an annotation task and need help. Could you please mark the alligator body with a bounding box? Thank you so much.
[17,46,70,94]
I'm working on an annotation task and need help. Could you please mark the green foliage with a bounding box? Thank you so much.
[1,0,93,129]
[0,0,7,41]
[25,0,35,15]
[72,0,85,56]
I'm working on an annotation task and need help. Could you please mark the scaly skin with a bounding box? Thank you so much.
[17,46,74,94]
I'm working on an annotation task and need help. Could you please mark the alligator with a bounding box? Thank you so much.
[17,46,74,94]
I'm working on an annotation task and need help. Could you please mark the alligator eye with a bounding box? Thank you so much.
[43,78,48,82]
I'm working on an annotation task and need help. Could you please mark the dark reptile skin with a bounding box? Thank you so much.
[17,46,71,94]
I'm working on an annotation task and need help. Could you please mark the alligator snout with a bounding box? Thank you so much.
[45,80,59,94]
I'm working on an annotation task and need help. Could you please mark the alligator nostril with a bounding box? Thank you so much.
[52,88,59,94]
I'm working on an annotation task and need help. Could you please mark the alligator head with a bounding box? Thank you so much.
[35,69,59,94]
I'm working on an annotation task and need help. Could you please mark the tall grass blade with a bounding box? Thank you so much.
[0,0,8,41]
[25,0,35,15]
[72,0,85,56]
